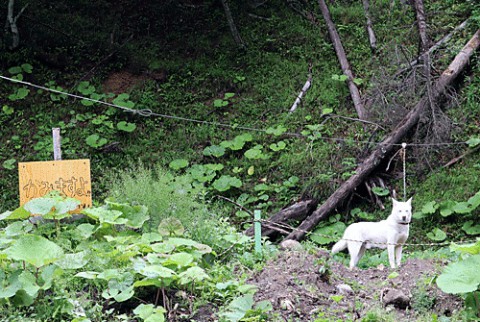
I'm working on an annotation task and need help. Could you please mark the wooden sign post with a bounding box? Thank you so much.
[18,128,92,212]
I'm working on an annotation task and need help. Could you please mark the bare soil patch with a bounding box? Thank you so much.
[246,249,462,321]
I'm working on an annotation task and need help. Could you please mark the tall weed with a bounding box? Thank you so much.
[107,163,223,245]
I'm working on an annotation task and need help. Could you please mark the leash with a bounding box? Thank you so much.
[401,143,407,201]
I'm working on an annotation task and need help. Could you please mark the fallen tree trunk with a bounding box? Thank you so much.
[318,0,368,120]
[284,29,480,242]
[245,199,317,237]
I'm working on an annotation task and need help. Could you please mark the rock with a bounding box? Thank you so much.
[280,239,303,251]
[336,284,354,295]
[381,288,410,309]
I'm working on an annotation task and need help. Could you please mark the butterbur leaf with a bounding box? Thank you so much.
[421,201,438,214]
[24,197,56,216]
[166,252,194,268]
[453,202,471,214]
[426,228,447,241]
[178,266,209,284]
[265,125,287,136]
[203,145,225,157]
[439,200,456,217]
[6,235,64,268]
[372,187,389,196]
[18,271,40,297]
[450,241,480,255]
[467,191,480,209]
[437,255,480,294]
[169,159,189,171]
[461,221,480,236]
[56,251,89,270]
[269,141,286,151]
[133,303,166,322]
[466,137,480,148]
[212,175,242,192]
[0,207,30,220]
[220,294,254,322]
[117,121,136,132]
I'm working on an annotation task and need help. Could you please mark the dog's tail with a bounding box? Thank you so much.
[331,239,347,254]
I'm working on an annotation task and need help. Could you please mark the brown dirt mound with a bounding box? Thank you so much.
[247,249,462,321]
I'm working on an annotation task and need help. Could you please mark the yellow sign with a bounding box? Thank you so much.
[18,159,92,211]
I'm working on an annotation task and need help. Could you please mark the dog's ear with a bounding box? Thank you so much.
[407,197,413,204]
[391,197,398,205]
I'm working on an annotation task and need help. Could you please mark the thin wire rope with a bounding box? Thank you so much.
[0,74,470,148]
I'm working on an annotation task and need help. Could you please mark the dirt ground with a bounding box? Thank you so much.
[245,247,463,321]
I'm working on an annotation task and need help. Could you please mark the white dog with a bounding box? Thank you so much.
[332,198,412,269]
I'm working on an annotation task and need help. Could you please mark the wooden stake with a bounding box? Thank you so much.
[52,128,62,160]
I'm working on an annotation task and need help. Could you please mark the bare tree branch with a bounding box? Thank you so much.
[362,0,377,53]
[318,0,368,120]
[220,0,245,49]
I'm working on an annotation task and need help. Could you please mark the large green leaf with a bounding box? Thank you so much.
[437,255,480,294]
[426,228,447,241]
[212,175,242,192]
[220,294,254,322]
[5,235,64,268]
[178,266,209,285]
[450,241,480,255]
[56,251,90,269]
[24,198,56,216]
[133,303,166,322]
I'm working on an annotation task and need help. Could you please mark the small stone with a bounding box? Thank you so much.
[336,284,354,295]
[280,239,303,251]
[381,288,410,309]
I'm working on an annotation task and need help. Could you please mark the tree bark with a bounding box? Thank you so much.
[362,0,377,53]
[5,0,28,50]
[284,29,480,241]
[414,0,429,53]
[220,0,245,49]
[245,199,317,237]
[318,0,368,120]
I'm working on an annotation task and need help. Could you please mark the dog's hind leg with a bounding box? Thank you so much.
[348,242,364,269]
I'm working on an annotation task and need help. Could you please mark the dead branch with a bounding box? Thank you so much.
[318,0,368,120]
[283,29,480,241]
[395,19,469,77]
[362,0,377,53]
[289,66,313,113]
[443,144,480,168]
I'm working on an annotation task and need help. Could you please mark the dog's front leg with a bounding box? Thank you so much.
[387,244,396,268]
[395,245,403,267]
